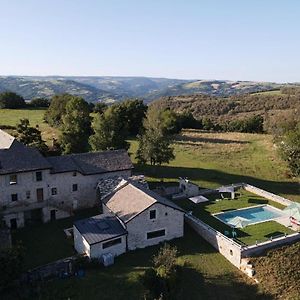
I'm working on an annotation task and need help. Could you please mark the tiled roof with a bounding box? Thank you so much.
[0,139,52,175]
[74,213,127,245]
[0,130,133,175]
[103,180,184,223]
[47,149,133,175]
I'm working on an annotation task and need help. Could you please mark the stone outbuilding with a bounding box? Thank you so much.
[73,180,185,259]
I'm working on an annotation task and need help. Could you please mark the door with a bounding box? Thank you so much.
[50,209,56,221]
[36,188,44,202]
[10,218,17,229]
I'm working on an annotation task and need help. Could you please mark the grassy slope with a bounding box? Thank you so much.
[252,241,300,299]
[130,130,300,202]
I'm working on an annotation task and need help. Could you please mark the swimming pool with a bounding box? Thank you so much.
[214,205,284,228]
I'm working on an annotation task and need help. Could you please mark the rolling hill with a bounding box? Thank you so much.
[0,76,297,103]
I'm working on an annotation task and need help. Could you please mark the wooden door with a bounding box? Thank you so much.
[36,188,44,202]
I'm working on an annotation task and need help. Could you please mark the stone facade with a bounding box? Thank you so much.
[0,169,131,228]
[126,203,184,250]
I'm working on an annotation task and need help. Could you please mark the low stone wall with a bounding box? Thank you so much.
[242,232,300,257]
[243,184,292,206]
[185,214,242,268]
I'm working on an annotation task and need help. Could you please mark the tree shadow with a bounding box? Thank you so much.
[176,265,273,300]
[174,134,249,145]
[248,198,268,205]
[134,164,300,197]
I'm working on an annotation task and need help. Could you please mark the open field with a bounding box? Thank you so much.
[0,108,59,144]
[130,130,300,202]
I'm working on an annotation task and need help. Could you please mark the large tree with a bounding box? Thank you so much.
[16,118,48,154]
[60,97,91,154]
[44,94,75,127]
[279,124,300,176]
[89,106,129,151]
[0,92,26,109]
[136,104,175,166]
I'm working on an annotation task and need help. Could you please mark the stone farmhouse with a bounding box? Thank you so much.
[0,130,133,229]
[73,180,185,258]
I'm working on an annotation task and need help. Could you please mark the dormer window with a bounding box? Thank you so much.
[150,209,156,220]
[9,174,17,185]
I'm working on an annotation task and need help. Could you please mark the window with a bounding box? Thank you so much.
[51,187,57,195]
[72,184,78,192]
[102,237,122,249]
[36,171,42,181]
[147,229,165,240]
[11,194,18,202]
[149,209,156,220]
[72,172,77,177]
[26,191,31,199]
[9,174,17,185]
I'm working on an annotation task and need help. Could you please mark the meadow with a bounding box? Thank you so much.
[5,110,300,299]
[0,108,59,144]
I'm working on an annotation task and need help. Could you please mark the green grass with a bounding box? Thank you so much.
[13,226,270,300]
[129,130,300,202]
[9,129,299,299]
[0,108,59,144]
[13,208,99,270]
[239,221,293,245]
[171,190,293,246]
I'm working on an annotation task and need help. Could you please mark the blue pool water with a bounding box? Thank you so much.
[215,205,283,227]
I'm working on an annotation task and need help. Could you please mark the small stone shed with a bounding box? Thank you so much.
[73,213,127,259]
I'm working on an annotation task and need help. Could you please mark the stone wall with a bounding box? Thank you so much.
[126,203,184,251]
[242,232,300,257]
[185,214,242,268]
[243,184,292,206]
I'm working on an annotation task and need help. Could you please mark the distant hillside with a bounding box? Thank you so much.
[154,91,300,127]
[145,80,285,100]
[0,76,297,103]
[0,76,114,102]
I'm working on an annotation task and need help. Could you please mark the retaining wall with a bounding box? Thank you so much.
[185,214,242,268]
[243,184,292,206]
[242,232,300,257]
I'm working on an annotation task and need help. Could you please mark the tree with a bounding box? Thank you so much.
[279,124,300,176]
[89,106,129,151]
[0,92,25,109]
[136,105,175,166]
[44,94,75,127]
[60,97,91,154]
[0,243,24,292]
[16,119,48,154]
[114,99,147,136]
[29,97,49,108]
[141,244,179,300]
[93,102,107,114]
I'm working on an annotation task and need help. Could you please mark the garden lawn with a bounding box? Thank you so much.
[172,189,293,246]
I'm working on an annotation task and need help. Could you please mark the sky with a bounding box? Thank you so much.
[0,0,299,82]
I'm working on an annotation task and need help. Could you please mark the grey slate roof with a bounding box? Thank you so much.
[47,149,133,175]
[0,139,52,175]
[74,213,127,245]
[103,180,184,223]
[0,130,133,175]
